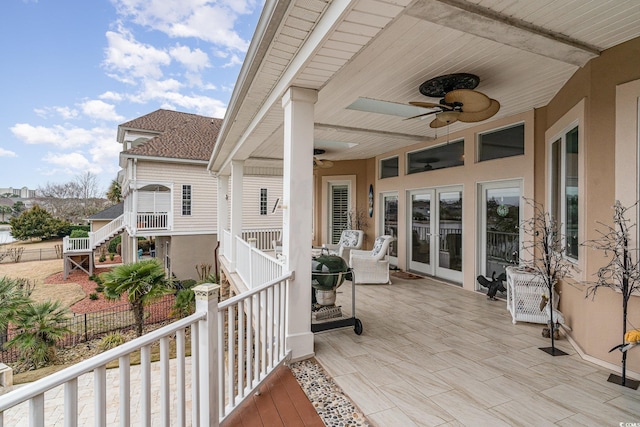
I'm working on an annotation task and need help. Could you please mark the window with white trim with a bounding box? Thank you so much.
[182,185,192,216]
[260,188,268,215]
[550,126,579,260]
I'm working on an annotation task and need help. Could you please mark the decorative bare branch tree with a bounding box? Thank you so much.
[581,200,640,388]
[519,197,575,355]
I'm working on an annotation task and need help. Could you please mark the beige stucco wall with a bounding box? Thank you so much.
[543,36,640,372]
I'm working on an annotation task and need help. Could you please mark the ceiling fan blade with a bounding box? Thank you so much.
[320,160,334,168]
[409,101,453,110]
[457,99,500,123]
[444,89,491,113]
[403,110,439,121]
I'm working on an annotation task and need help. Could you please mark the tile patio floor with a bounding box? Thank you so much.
[313,274,640,426]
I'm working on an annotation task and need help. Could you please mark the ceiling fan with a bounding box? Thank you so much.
[313,148,334,169]
[406,73,500,128]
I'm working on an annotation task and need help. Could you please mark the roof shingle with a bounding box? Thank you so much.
[120,109,223,162]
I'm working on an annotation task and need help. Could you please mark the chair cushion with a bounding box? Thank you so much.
[372,237,385,256]
[340,230,361,247]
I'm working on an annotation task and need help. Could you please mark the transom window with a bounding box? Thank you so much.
[380,156,398,179]
[550,126,579,260]
[407,140,464,174]
[182,185,192,216]
[478,123,524,162]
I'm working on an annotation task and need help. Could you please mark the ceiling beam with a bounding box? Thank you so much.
[406,0,600,67]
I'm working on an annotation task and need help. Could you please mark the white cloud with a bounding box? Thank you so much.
[103,26,172,84]
[99,91,124,102]
[80,100,124,122]
[11,123,104,149]
[34,106,79,120]
[170,45,210,73]
[0,148,17,157]
[111,0,254,51]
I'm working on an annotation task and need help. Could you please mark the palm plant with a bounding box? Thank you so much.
[7,301,70,369]
[100,259,172,336]
[0,276,32,346]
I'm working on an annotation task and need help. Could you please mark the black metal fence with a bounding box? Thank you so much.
[0,247,62,264]
[0,295,176,364]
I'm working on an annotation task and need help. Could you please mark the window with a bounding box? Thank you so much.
[478,123,524,162]
[550,126,579,260]
[260,188,268,215]
[182,185,191,216]
[380,156,398,179]
[407,140,464,174]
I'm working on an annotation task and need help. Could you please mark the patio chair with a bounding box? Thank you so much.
[325,229,364,265]
[349,235,394,284]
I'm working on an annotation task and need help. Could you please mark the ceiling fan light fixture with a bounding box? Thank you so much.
[436,111,459,123]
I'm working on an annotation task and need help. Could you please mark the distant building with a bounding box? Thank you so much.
[0,187,36,199]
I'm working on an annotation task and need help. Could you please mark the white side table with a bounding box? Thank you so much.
[505,266,551,324]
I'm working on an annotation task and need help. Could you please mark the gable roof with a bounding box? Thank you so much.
[120,109,223,162]
[87,202,123,221]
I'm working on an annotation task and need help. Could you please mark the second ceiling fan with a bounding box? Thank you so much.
[406,73,500,128]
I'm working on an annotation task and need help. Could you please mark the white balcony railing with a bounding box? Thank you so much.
[222,229,232,261]
[241,228,281,251]
[0,274,292,426]
[235,236,283,290]
[135,212,169,230]
[63,236,91,252]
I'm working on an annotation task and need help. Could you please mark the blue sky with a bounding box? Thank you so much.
[0,0,263,193]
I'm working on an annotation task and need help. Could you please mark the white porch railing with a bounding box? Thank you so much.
[0,275,292,426]
[63,236,91,252]
[218,274,291,420]
[241,228,281,251]
[235,236,284,289]
[92,214,125,248]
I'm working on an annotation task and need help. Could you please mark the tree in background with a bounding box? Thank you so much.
[0,205,11,222]
[11,201,25,216]
[106,179,122,204]
[9,205,71,241]
[38,172,109,223]
[100,259,173,336]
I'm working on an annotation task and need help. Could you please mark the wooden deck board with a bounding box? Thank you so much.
[221,365,324,427]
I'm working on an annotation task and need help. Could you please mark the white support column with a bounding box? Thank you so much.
[281,86,317,360]
[193,283,220,427]
[230,161,244,271]
[217,174,230,259]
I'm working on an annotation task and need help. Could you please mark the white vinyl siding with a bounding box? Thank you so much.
[233,175,283,229]
[135,162,217,233]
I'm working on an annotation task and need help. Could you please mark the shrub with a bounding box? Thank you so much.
[98,254,106,263]
[98,332,126,352]
[108,235,121,254]
[109,252,115,261]
[70,229,89,238]
[89,293,99,300]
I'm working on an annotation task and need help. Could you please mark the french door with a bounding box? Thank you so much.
[381,192,398,266]
[478,181,521,294]
[407,187,463,283]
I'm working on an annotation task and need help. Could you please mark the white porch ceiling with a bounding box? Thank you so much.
[210,0,640,173]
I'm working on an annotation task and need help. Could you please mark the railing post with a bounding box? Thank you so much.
[193,283,220,427]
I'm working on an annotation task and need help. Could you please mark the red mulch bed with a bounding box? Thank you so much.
[44,269,123,314]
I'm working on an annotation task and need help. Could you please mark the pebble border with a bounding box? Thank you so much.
[289,359,370,427]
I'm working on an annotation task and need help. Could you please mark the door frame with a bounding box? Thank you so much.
[406,188,435,275]
[379,191,399,266]
[434,186,464,283]
[321,175,356,245]
[477,179,523,288]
